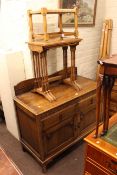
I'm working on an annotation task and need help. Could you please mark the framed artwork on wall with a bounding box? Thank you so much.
[59,0,97,26]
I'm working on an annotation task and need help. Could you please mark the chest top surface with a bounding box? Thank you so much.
[14,76,96,116]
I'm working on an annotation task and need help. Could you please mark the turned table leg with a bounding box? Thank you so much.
[32,50,56,102]
[70,45,81,91]
[95,73,103,138]
[101,76,108,135]
[105,77,115,132]
[62,46,68,79]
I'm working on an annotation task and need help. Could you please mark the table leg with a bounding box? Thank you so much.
[63,46,68,79]
[32,51,56,102]
[95,74,103,138]
[70,45,81,91]
[105,77,115,131]
[101,76,108,135]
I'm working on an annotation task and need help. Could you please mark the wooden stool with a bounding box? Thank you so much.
[27,8,82,102]
[95,54,117,137]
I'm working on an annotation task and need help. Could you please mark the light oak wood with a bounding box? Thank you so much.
[27,7,82,102]
[107,19,113,56]
[99,19,113,60]
[27,7,79,41]
[29,8,78,15]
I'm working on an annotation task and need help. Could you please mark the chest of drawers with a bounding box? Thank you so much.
[14,76,96,172]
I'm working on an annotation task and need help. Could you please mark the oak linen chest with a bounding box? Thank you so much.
[14,76,96,172]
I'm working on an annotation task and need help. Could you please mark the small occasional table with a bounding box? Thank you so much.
[95,55,117,137]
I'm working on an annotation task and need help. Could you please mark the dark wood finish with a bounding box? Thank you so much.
[0,147,22,175]
[95,55,117,137]
[84,114,117,175]
[14,76,96,172]
[110,81,117,115]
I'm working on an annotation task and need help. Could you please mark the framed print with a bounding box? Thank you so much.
[59,0,97,26]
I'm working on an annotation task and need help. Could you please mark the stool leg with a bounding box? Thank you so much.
[70,45,81,91]
[63,46,68,79]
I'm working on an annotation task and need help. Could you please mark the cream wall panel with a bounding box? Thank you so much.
[0,51,25,139]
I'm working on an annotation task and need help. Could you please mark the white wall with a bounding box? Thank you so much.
[0,0,26,138]
[105,0,117,54]
[0,51,25,139]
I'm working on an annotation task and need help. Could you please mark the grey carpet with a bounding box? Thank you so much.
[0,121,85,175]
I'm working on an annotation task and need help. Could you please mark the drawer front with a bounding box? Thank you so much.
[78,95,96,113]
[87,145,117,175]
[85,160,110,175]
[42,104,76,131]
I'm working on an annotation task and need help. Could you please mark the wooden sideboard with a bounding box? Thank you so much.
[84,113,117,175]
[14,76,96,172]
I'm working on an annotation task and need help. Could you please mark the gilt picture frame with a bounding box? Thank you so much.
[59,0,97,26]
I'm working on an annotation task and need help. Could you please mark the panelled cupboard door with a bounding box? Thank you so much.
[77,95,96,134]
[42,115,78,158]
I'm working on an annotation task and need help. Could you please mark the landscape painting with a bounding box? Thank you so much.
[59,0,97,26]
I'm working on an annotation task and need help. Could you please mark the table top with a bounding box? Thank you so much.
[99,54,117,67]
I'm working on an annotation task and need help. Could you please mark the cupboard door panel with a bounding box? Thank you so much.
[77,95,96,134]
[43,117,76,157]
[17,108,39,153]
